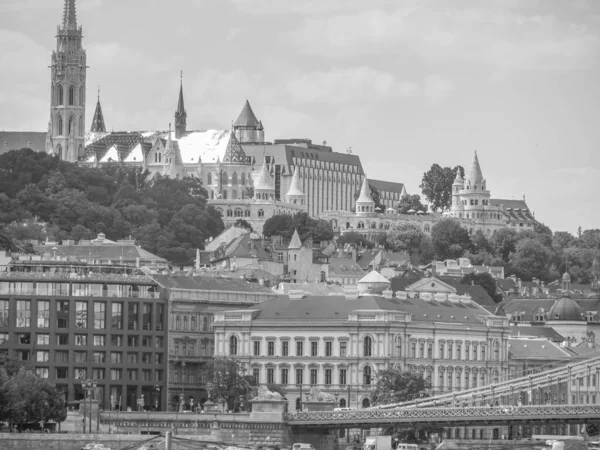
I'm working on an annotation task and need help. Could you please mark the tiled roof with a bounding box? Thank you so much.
[359,270,390,284]
[151,275,275,293]
[503,297,600,321]
[274,282,345,296]
[489,199,530,210]
[369,179,405,194]
[510,326,565,342]
[357,250,379,269]
[0,132,46,153]
[252,293,492,324]
[508,338,571,360]
[233,100,260,128]
[39,243,165,264]
[328,257,366,278]
[222,130,249,164]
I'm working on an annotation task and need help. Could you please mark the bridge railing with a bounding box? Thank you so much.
[374,355,600,410]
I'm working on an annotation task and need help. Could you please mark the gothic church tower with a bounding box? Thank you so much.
[46,0,87,162]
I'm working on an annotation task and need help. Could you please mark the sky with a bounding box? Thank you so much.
[0,0,599,234]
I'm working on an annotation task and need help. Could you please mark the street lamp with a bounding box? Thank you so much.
[81,379,97,435]
[154,385,161,411]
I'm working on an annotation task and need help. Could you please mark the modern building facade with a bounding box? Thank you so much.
[0,259,168,411]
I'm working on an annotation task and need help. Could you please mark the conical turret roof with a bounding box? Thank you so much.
[177,79,185,113]
[356,175,374,204]
[222,130,248,164]
[254,157,273,191]
[466,151,484,186]
[234,100,260,128]
[288,229,302,250]
[286,166,304,197]
[90,90,106,133]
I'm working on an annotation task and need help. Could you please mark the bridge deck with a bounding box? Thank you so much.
[287,405,600,429]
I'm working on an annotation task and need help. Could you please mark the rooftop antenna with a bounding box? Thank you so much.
[347,146,352,154]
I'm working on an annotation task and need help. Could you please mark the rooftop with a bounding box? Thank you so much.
[151,275,276,293]
[508,338,572,360]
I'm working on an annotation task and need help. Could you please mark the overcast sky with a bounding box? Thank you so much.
[1,0,599,234]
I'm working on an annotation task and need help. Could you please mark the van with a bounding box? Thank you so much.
[292,444,315,450]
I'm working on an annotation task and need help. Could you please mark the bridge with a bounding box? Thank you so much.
[287,355,600,430]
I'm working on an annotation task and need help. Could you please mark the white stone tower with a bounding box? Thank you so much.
[355,175,375,215]
[46,0,87,162]
[285,166,306,206]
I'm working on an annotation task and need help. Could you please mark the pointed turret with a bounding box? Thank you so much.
[164,124,183,178]
[175,72,187,139]
[90,88,106,133]
[400,185,409,198]
[233,100,264,143]
[466,150,485,188]
[253,157,274,200]
[63,0,78,31]
[222,130,248,164]
[285,166,305,206]
[356,175,375,215]
[234,100,260,128]
[288,229,302,250]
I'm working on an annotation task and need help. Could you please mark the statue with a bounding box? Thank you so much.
[253,385,283,401]
[308,387,336,403]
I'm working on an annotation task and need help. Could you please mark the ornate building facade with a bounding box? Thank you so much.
[45,0,87,162]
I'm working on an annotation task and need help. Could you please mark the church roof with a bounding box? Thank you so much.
[234,100,260,128]
[90,96,106,133]
[288,229,302,250]
[0,132,46,154]
[222,130,249,164]
[466,150,484,186]
[286,166,304,197]
[548,296,583,321]
[254,157,273,191]
[356,175,374,204]
[359,270,390,284]
[368,179,405,196]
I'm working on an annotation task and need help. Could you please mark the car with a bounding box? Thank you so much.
[80,445,111,450]
[292,444,315,450]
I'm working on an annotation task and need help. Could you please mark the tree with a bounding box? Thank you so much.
[234,219,253,232]
[386,223,425,257]
[552,231,576,251]
[490,228,519,262]
[263,214,294,239]
[371,368,430,406]
[508,239,553,281]
[337,232,374,249]
[460,272,503,303]
[201,358,257,412]
[580,229,600,250]
[0,367,66,428]
[262,212,334,242]
[396,194,428,214]
[430,219,471,260]
[420,164,464,211]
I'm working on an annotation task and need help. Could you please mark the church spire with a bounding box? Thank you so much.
[175,71,187,139]
[90,87,106,133]
[63,0,77,30]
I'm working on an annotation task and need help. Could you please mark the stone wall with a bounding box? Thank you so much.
[0,433,150,450]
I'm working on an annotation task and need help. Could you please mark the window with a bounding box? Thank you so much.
[111,369,122,381]
[439,342,445,359]
[325,341,333,357]
[128,369,138,381]
[142,353,152,364]
[36,368,49,379]
[253,368,260,383]
[267,341,275,356]
[473,344,478,361]
[311,341,318,357]
[465,343,470,361]
[295,368,303,385]
[296,340,304,356]
[93,335,105,346]
[457,343,462,360]
[37,301,50,328]
[472,371,478,388]
[253,340,261,356]
[57,85,64,105]
[419,342,425,359]
[439,370,444,390]
[493,341,500,361]
[68,85,75,105]
[456,371,461,389]
[128,303,139,330]
[127,335,138,347]
[110,352,122,364]
[36,350,49,362]
[75,334,87,346]
[229,336,238,356]
[481,345,486,361]
[427,342,433,359]
[111,335,122,347]
[0,300,8,327]
[154,354,163,365]
[282,341,289,356]
[56,301,69,328]
[281,368,289,385]
[310,368,318,385]
[75,301,87,328]
[448,343,453,360]
[37,333,49,345]
[480,372,485,386]
[56,367,68,379]
[325,368,332,385]
[74,351,87,363]
[142,304,152,330]
[112,303,123,330]
[127,353,138,364]
[16,300,31,328]
[340,341,347,357]
[0,332,7,345]
[447,371,453,389]
[267,368,274,384]
[411,341,416,358]
[56,334,68,346]
[93,351,105,363]
[91,302,106,329]
[363,366,372,385]
[339,368,347,385]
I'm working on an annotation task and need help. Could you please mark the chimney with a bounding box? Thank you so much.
[351,246,357,262]
[382,289,393,299]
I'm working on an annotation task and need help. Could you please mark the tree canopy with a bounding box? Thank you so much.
[371,368,430,406]
[386,222,425,256]
[460,272,503,303]
[201,358,257,412]
[262,212,334,242]
[420,164,464,211]
[430,219,472,260]
[0,149,224,266]
[396,194,428,214]
[337,231,375,249]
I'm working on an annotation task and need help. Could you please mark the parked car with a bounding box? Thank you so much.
[80,444,111,450]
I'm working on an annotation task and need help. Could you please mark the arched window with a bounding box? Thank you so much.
[493,341,500,361]
[57,116,63,135]
[232,172,238,185]
[57,85,64,105]
[79,116,84,136]
[78,144,82,157]
[364,336,372,357]
[222,172,229,185]
[227,209,233,217]
[395,336,402,357]
[223,190,228,199]
[68,85,75,106]
[363,366,372,385]
[241,173,246,185]
[244,210,250,217]
[229,336,238,356]
[202,317,208,331]
[339,398,346,408]
[258,209,264,218]
[183,316,188,330]
[234,209,243,217]
[492,369,499,384]
[68,116,74,135]
[362,398,371,408]
[191,316,196,330]
[175,316,181,330]
[295,398,301,411]
[79,86,84,106]
[232,190,237,199]
[424,224,430,233]
[207,172,212,185]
